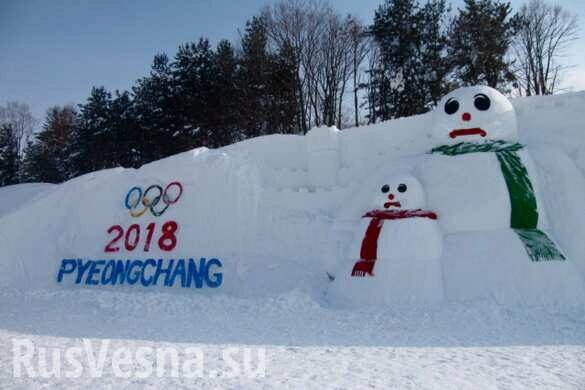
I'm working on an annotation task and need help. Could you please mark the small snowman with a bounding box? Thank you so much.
[350,174,442,277]
[328,175,443,306]
[328,174,444,306]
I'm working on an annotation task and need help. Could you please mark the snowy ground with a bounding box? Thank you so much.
[1,289,584,389]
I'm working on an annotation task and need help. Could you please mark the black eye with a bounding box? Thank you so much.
[381,184,390,193]
[474,94,491,111]
[397,184,407,193]
[444,98,459,115]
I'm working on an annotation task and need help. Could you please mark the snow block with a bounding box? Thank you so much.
[306,126,341,188]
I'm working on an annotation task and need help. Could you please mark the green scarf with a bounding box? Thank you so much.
[431,140,565,262]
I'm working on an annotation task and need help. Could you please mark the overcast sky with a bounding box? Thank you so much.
[1,0,584,121]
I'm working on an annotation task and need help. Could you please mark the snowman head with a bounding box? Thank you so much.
[432,86,517,145]
[374,175,425,211]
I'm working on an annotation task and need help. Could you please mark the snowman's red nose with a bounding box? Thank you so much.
[388,194,395,200]
[462,112,471,121]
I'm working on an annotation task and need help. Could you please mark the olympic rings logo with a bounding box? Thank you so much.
[125,181,183,218]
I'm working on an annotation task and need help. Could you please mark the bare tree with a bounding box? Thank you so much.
[262,0,322,132]
[0,101,37,169]
[513,0,579,95]
[363,41,381,125]
[310,9,353,128]
[262,0,362,130]
[347,16,371,127]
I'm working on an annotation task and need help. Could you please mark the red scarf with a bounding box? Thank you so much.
[351,209,438,277]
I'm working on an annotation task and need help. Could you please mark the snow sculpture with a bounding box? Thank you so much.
[424,86,563,262]
[328,174,444,306]
[416,86,585,304]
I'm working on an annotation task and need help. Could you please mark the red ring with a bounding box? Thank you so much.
[163,181,183,204]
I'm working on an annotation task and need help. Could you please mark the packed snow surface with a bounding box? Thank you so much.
[0,183,55,218]
[1,89,584,388]
[1,289,584,389]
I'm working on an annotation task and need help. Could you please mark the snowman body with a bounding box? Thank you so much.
[364,216,443,305]
[423,86,557,235]
[347,216,442,261]
[416,148,548,233]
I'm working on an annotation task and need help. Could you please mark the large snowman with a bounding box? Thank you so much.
[327,174,444,306]
[416,85,585,303]
[421,86,559,255]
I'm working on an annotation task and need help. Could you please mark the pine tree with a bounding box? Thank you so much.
[66,87,113,177]
[172,38,216,148]
[208,40,240,147]
[419,0,454,105]
[108,91,142,169]
[20,106,77,183]
[448,0,518,88]
[369,0,451,120]
[20,140,52,183]
[133,53,186,161]
[238,16,272,138]
[0,124,19,186]
[267,42,299,134]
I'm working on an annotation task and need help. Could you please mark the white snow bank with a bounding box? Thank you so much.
[0,91,584,307]
[0,183,55,218]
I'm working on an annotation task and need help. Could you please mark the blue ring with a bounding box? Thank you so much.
[125,186,143,210]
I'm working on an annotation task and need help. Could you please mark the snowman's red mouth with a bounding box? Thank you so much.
[449,128,487,139]
[384,201,401,209]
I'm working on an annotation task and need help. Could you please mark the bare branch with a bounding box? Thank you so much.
[513,0,579,95]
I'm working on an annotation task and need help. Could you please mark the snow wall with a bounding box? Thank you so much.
[1,90,585,306]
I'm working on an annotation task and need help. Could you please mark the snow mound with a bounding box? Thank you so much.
[0,183,55,218]
[1,89,585,307]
